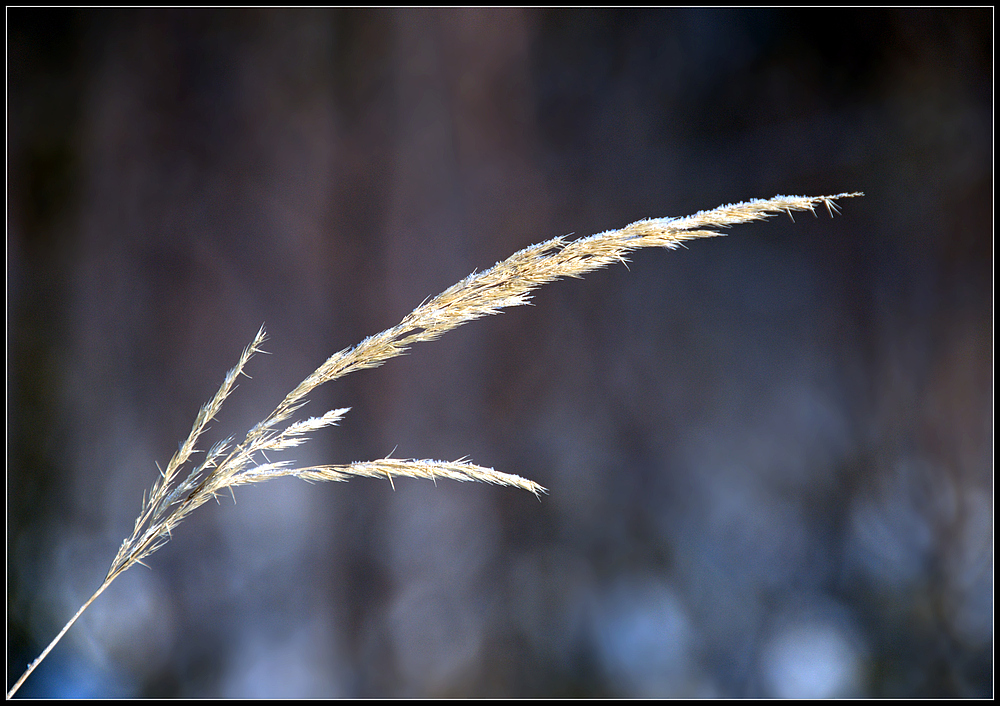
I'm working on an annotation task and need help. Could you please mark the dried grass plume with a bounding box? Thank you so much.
[7,191,862,698]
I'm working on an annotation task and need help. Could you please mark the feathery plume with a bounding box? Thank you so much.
[7,191,861,698]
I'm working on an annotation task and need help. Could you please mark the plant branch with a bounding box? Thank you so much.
[7,191,861,698]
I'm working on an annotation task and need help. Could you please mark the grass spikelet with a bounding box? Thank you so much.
[7,191,861,698]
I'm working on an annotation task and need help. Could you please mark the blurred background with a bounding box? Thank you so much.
[7,8,991,698]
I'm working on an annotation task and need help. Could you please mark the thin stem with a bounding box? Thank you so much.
[7,578,115,698]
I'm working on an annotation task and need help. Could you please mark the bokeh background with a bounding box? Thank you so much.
[7,8,992,698]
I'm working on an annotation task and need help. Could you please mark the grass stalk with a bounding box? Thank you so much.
[7,191,861,698]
